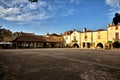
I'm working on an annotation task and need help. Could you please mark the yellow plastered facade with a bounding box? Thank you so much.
[63,24,120,49]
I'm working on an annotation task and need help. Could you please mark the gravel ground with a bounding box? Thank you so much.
[0,48,120,80]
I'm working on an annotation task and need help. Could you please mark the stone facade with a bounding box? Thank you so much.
[63,30,73,47]
[107,24,120,49]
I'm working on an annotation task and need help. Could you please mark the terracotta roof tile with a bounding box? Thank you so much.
[44,36,63,43]
[96,29,106,31]
[14,34,45,42]
[14,34,63,43]
[63,30,73,36]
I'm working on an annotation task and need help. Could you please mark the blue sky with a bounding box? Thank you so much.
[0,0,120,35]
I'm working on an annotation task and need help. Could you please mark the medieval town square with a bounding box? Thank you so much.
[0,0,120,80]
[0,48,120,80]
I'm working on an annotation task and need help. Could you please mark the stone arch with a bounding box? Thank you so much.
[73,43,79,48]
[113,41,120,48]
[96,43,103,49]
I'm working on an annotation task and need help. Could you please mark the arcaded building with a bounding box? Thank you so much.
[107,24,120,49]
[63,24,120,49]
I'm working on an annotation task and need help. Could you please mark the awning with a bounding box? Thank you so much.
[0,42,12,45]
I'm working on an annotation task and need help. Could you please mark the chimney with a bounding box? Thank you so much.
[83,27,87,32]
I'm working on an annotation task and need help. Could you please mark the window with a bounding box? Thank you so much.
[98,32,101,39]
[85,35,87,40]
[65,37,68,40]
[73,36,76,41]
[115,32,119,40]
[116,26,118,30]
[98,35,101,39]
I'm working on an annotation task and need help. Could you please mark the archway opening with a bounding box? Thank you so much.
[73,43,79,48]
[97,43,103,49]
[113,41,120,48]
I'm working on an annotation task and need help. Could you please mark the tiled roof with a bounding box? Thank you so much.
[63,30,73,36]
[75,30,81,33]
[46,33,62,37]
[44,36,63,43]
[108,23,120,27]
[14,34,45,42]
[81,30,94,33]
[96,29,106,31]
[14,34,63,43]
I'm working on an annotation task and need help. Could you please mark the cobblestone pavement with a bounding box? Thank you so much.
[0,48,120,80]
